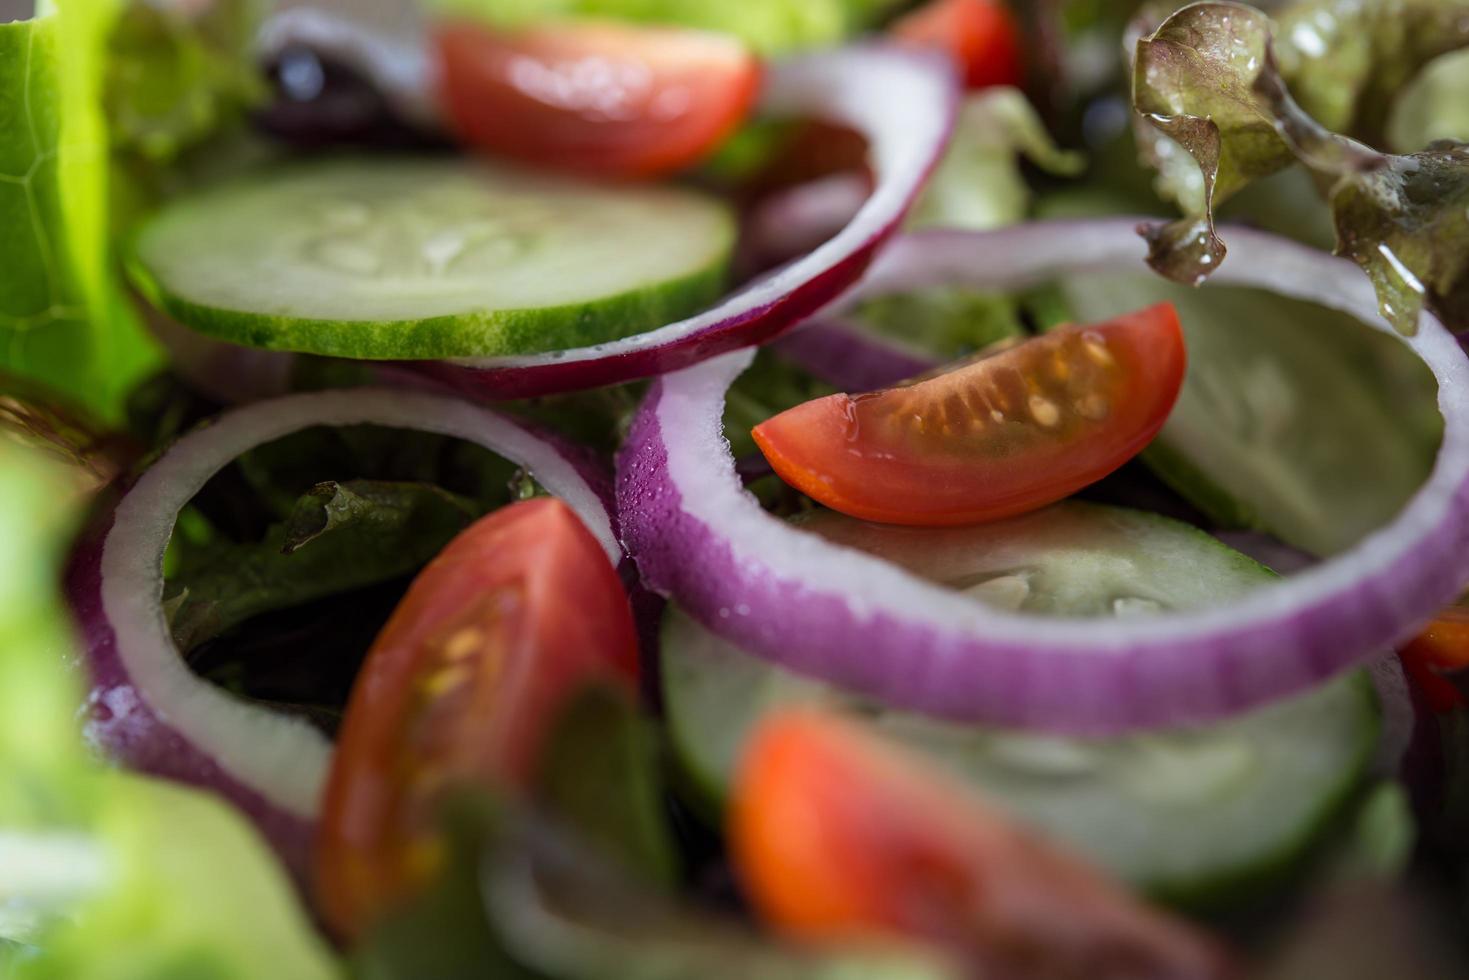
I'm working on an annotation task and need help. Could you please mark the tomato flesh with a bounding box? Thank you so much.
[315,498,638,938]
[435,19,762,179]
[731,710,1228,978]
[752,303,1186,526]
[892,0,1025,91]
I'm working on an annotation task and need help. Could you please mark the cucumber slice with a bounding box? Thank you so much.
[663,501,1377,903]
[128,157,736,360]
[1056,275,1441,556]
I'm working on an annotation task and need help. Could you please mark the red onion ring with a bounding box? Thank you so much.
[66,389,620,878]
[617,220,1469,733]
[770,315,933,391]
[420,46,957,399]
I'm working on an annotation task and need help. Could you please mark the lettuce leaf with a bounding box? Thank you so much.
[167,479,484,653]
[103,0,264,162]
[0,6,159,419]
[0,440,339,978]
[1132,1,1469,332]
[908,87,1085,232]
[428,0,902,53]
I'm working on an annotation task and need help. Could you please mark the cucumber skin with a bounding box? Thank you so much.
[662,621,1379,911]
[125,240,733,361]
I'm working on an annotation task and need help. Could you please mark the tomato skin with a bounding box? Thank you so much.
[1400,608,1469,711]
[435,19,762,179]
[315,498,638,938]
[892,0,1025,91]
[731,710,1229,979]
[752,303,1186,527]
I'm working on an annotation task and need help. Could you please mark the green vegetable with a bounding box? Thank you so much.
[103,0,264,162]
[722,349,836,461]
[908,88,1085,232]
[1132,0,1469,332]
[167,479,484,653]
[664,503,1378,907]
[484,816,955,980]
[533,686,679,888]
[128,157,736,359]
[429,0,903,54]
[0,439,338,978]
[0,7,159,418]
[1388,49,1469,151]
[1058,271,1441,556]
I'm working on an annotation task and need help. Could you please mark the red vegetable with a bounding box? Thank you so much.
[1399,604,1469,712]
[315,497,639,937]
[731,709,1230,978]
[435,18,761,179]
[892,0,1025,91]
[752,303,1186,526]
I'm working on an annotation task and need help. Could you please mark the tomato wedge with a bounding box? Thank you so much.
[752,303,1186,526]
[315,498,639,938]
[731,710,1229,978]
[892,0,1025,91]
[435,19,762,179]
[1399,603,1469,712]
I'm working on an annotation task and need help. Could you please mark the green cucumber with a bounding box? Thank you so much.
[1056,275,1441,556]
[128,157,736,360]
[663,501,1377,904]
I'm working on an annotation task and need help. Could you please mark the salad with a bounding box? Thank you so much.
[4,0,1469,976]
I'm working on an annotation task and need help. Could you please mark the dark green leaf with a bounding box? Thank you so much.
[168,479,482,652]
[535,686,679,888]
[484,822,956,980]
[349,798,542,980]
[853,288,1031,361]
[722,350,836,461]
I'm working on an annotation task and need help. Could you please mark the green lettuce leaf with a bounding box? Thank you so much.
[908,87,1085,232]
[1132,1,1469,332]
[1388,49,1469,150]
[0,440,338,978]
[167,479,484,652]
[533,686,679,888]
[1270,0,1469,148]
[360,791,953,980]
[484,819,957,980]
[0,6,159,419]
[428,0,902,53]
[103,0,264,162]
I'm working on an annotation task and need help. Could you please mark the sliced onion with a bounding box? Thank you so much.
[739,173,870,274]
[66,389,620,877]
[617,219,1469,733]
[770,315,933,392]
[421,47,957,399]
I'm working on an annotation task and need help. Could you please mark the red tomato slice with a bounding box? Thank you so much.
[752,303,1186,526]
[892,0,1025,91]
[730,710,1229,978]
[434,19,762,179]
[315,497,638,938]
[1399,605,1469,712]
